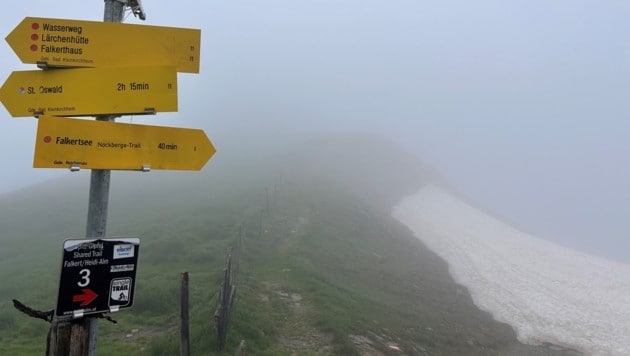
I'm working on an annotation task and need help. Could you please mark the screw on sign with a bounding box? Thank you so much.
[56,237,140,317]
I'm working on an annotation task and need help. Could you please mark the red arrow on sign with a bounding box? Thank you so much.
[72,289,98,307]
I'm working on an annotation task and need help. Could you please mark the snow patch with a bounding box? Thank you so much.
[392,185,630,356]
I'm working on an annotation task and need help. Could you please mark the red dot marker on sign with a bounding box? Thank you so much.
[30,44,37,51]
[44,136,52,143]
[31,34,38,41]
[32,23,39,30]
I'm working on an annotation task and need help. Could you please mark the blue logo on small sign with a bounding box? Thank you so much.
[113,244,134,259]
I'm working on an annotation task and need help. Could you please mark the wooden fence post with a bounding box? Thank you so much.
[180,272,189,356]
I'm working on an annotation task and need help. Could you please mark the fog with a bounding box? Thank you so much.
[1,1,629,262]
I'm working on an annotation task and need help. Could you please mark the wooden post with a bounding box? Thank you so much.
[234,340,246,355]
[215,252,237,351]
[180,272,190,356]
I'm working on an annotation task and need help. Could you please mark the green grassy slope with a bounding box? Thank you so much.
[0,134,578,355]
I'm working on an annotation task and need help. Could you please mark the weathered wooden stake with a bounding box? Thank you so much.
[234,340,246,355]
[180,272,190,356]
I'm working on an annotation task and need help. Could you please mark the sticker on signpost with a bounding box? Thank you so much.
[109,277,132,308]
[113,243,135,259]
[110,264,134,273]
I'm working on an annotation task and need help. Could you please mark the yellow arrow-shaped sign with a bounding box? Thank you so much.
[0,66,177,117]
[6,17,200,73]
[34,116,216,171]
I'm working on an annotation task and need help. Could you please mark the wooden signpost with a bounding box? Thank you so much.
[3,3,212,355]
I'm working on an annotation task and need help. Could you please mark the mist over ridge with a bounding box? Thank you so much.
[1,128,627,267]
[0,132,435,237]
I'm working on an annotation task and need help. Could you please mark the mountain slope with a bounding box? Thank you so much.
[0,133,577,355]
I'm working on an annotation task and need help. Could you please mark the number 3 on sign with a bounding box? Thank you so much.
[78,269,91,287]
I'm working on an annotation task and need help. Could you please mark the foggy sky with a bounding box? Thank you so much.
[1,1,629,262]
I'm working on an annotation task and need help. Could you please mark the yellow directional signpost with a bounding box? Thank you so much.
[34,116,215,170]
[6,17,200,73]
[0,66,177,117]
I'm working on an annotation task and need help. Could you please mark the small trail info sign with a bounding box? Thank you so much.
[56,237,140,317]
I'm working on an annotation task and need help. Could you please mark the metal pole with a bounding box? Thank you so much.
[44,2,130,355]
[85,2,125,355]
[104,0,125,23]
